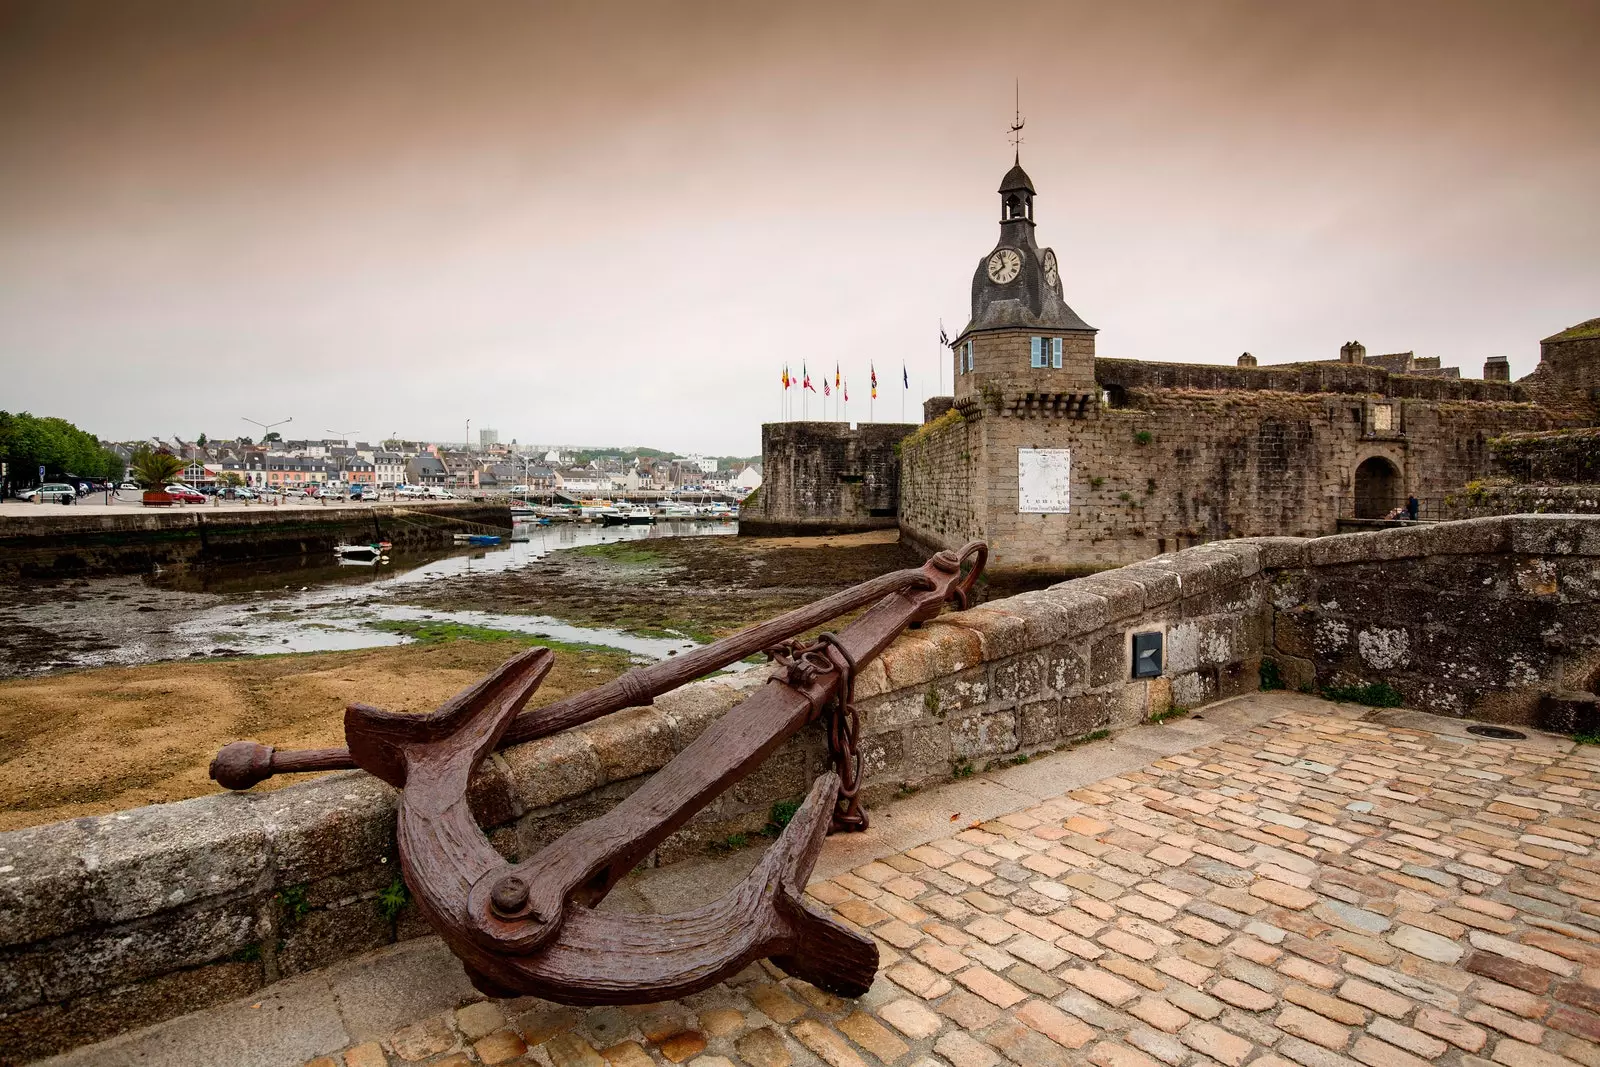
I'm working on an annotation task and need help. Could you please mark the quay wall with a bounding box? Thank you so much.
[739,421,916,536]
[2,514,1597,1062]
[0,503,513,578]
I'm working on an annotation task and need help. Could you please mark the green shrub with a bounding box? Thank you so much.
[767,798,802,833]
[1132,430,1153,446]
[377,878,409,923]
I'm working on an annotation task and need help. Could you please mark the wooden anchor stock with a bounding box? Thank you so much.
[212,541,987,1004]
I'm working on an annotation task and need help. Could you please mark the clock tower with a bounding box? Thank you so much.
[951,156,1098,417]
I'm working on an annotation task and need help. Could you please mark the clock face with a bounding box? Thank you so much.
[1043,250,1059,288]
[986,248,1022,284]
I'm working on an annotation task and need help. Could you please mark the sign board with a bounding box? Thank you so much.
[1018,448,1071,514]
[38,465,46,481]
[1371,404,1393,432]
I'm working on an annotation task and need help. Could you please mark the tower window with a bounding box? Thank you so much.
[963,340,974,373]
[1052,337,1064,368]
[1031,337,1045,368]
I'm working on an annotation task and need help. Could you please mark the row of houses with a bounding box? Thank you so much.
[116,437,760,494]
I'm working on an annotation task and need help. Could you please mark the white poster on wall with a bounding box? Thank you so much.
[1019,448,1071,513]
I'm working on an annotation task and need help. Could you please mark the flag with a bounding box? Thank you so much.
[803,362,815,392]
[903,362,909,389]
[939,323,950,347]
[835,362,841,388]
[871,363,877,399]
[844,380,849,402]
[823,379,830,397]
[782,365,790,390]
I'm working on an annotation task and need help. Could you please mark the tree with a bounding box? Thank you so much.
[218,471,244,489]
[197,433,208,447]
[130,447,187,490]
[0,410,124,483]
[264,431,283,443]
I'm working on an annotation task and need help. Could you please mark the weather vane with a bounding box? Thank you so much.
[1008,79,1025,161]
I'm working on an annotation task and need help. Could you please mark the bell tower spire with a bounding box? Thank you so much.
[1008,79,1025,166]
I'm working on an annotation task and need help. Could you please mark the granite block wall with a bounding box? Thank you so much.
[739,421,917,536]
[901,376,1561,578]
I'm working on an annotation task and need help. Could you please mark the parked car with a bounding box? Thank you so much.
[165,484,206,503]
[117,482,139,492]
[19,482,78,503]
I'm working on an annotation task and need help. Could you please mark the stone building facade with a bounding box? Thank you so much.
[891,158,1596,579]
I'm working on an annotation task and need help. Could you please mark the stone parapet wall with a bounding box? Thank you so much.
[3,515,1597,1062]
[1441,483,1600,520]
[1095,356,1524,402]
[1267,515,1600,723]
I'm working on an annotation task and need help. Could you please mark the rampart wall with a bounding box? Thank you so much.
[739,422,916,536]
[3,514,1596,1063]
[0,503,513,579]
[902,379,1559,578]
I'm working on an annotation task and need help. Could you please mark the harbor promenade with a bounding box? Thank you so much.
[43,691,1600,1067]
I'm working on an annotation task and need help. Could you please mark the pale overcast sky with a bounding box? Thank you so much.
[2,0,1597,453]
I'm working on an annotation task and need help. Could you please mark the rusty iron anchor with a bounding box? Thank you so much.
[214,541,986,1004]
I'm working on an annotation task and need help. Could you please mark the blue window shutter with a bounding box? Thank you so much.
[1031,336,1043,368]
[1052,337,1063,368]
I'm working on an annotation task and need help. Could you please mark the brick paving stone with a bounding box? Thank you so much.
[878,998,942,1040]
[734,1027,792,1067]
[343,1044,387,1067]
[545,1032,608,1067]
[748,982,808,1023]
[837,1010,910,1063]
[984,1021,1077,1067]
[472,1029,527,1065]
[791,1020,869,1067]
[1063,966,1140,1007]
[599,1041,656,1067]
[1015,998,1095,1048]
[517,1007,583,1045]
[1367,1018,1447,1059]
[954,966,1027,1007]
[655,1031,708,1063]
[934,1031,1001,1067]
[390,1016,455,1061]
[1086,1041,1164,1067]
[1210,978,1275,1011]
[1179,1020,1253,1066]
[1274,1004,1349,1050]
[1127,997,1190,1033]
[321,711,1600,1067]
[1349,1035,1434,1067]
[1414,1006,1489,1051]
[1281,984,1365,1025]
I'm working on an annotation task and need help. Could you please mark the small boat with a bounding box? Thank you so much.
[335,541,391,562]
[453,533,502,546]
[624,505,654,525]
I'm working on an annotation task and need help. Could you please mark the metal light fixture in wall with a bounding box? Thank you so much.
[1132,631,1163,679]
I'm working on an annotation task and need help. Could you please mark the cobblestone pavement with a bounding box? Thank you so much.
[304,708,1600,1067]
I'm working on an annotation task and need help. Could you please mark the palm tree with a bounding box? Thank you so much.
[131,447,187,490]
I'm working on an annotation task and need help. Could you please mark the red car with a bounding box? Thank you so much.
[165,485,205,504]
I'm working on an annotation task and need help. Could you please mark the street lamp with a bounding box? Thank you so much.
[244,415,292,444]
[325,428,360,446]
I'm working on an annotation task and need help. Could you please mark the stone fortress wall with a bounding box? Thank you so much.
[900,353,1565,578]
[738,421,918,536]
[3,513,1596,1063]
